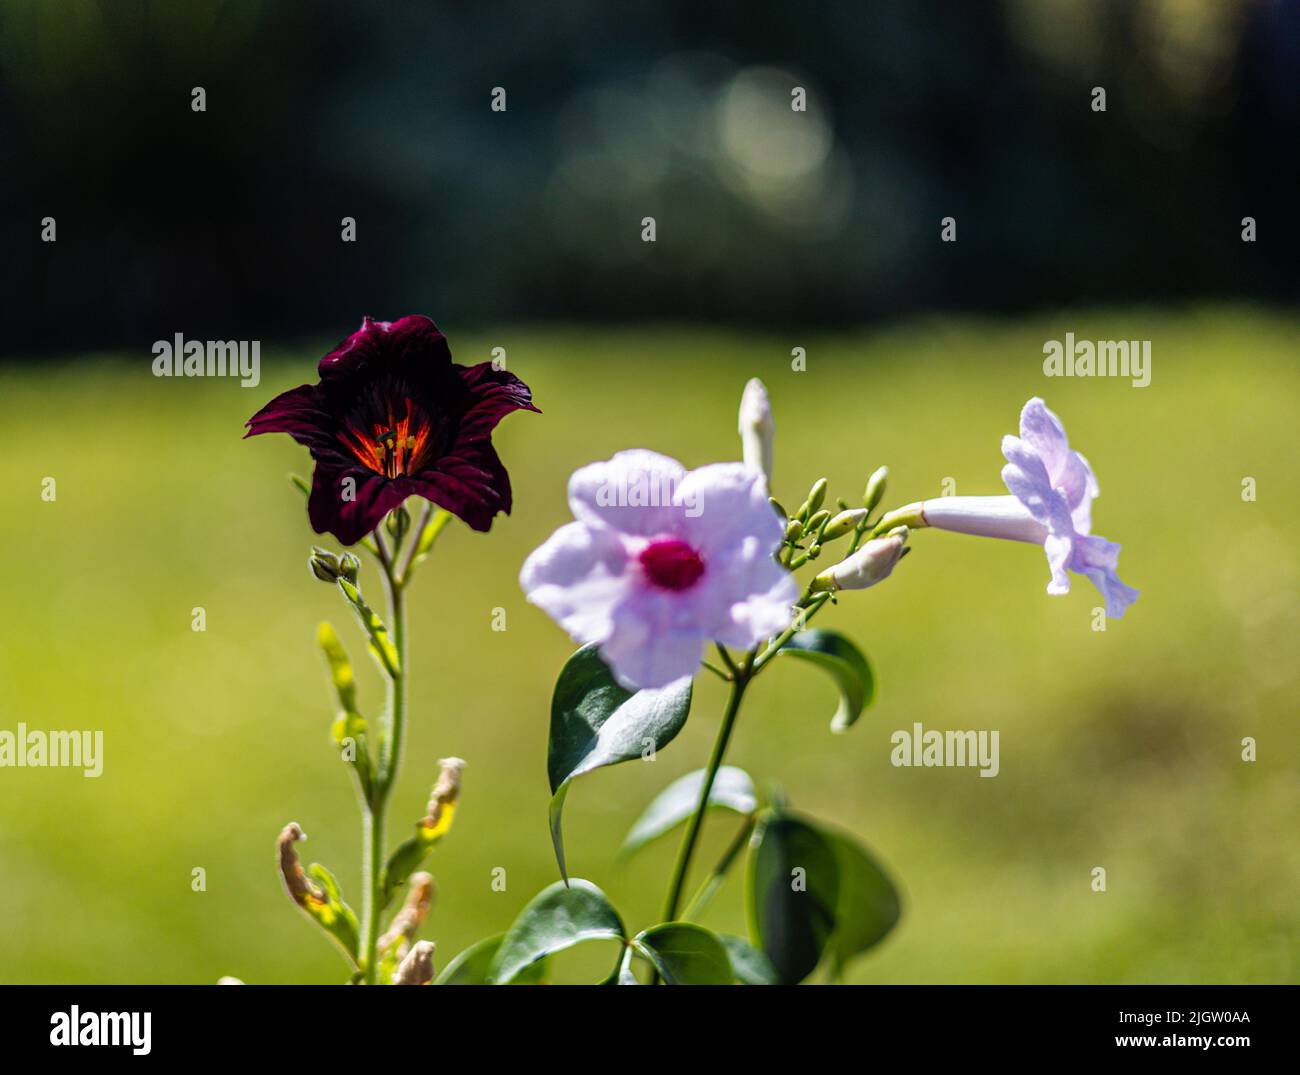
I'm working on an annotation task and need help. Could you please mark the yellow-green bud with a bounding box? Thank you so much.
[821,508,869,540]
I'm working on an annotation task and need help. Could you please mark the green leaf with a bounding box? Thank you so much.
[631,923,734,985]
[435,935,552,985]
[823,827,902,979]
[746,810,840,984]
[380,837,426,907]
[380,759,465,908]
[303,863,361,964]
[337,578,400,678]
[619,766,756,859]
[435,935,502,985]
[718,933,780,985]
[781,628,874,732]
[547,645,693,880]
[408,509,451,573]
[489,878,627,984]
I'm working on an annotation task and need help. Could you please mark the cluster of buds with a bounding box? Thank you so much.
[308,546,360,584]
[740,378,909,598]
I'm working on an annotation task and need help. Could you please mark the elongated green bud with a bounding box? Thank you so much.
[806,478,828,515]
[806,509,831,535]
[796,477,828,522]
[769,497,788,519]
[821,508,869,540]
[785,518,804,541]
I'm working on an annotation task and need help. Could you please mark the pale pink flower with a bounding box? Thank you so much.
[520,450,798,689]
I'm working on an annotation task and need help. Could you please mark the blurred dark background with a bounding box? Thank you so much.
[1,0,1296,357]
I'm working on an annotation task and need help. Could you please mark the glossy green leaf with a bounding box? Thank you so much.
[746,810,840,984]
[824,827,902,979]
[631,923,734,985]
[436,935,503,985]
[781,628,874,732]
[619,766,756,859]
[718,933,780,985]
[489,879,626,984]
[547,645,693,879]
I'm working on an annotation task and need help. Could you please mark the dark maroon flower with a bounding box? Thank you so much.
[246,316,539,545]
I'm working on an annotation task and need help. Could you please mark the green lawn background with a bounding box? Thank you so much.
[1,307,1296,983]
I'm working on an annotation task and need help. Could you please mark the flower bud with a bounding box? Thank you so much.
[386,505,411,545]
[821,508,869,541]
[309,547,342,583]
[797,477,828,521]
[812,527,908,592]
[738,378,775,485]
[277,822,318,908]
[863,466,888,513]
[784,518,804,542]
[338,552,360,583]
[393,940,436,985]
[378,871,435,956]
[420,757,466,840]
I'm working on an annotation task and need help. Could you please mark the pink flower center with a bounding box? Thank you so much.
[639,538,705,591]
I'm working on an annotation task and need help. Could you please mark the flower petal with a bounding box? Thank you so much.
[1018,397,1070,482]
[675,462,785,558]
[1001,436,1074,535]
[568,450,688,537]
[1055,450,1098,534]
[1069,534,1140,618]
[599,592,707,690]
[307,464,406,546]
[455,362,542,440]
[408,440,512,532]
[317,315,452,383]
[520,521,630,646]
[244,384,336,451]
[1042,532,1073,595]
[715,567,799,649]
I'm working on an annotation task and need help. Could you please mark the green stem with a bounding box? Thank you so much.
[660,651,753,925]
[359,799,384,984]
[681,813,757,921]
[752,591,831,673]
[360,530,408,984]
